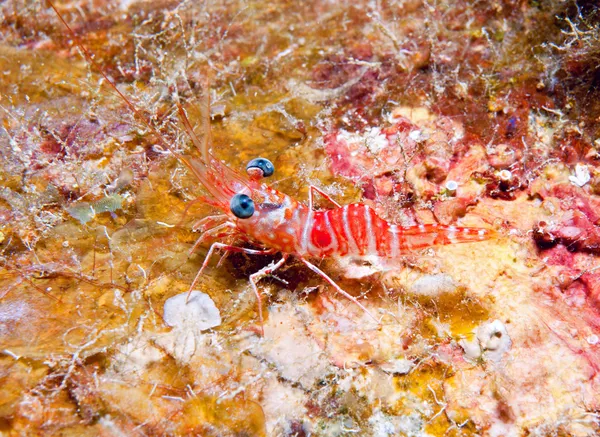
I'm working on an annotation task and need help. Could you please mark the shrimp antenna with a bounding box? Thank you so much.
[200,76,212,163]
[176,97,211,165]
[47,1,191,164]
[173,71,213,164]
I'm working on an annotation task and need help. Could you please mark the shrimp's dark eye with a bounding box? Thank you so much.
[246,157,274,178]
[230,194,255,219]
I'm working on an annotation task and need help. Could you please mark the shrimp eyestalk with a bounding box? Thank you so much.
[49,1,496,335]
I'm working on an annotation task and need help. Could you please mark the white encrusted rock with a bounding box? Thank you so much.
[409,273,458,297]
[569,163,590,187]
[379,358,414,375]
[163,291,221,332]
[460,319,512,362]
[250,302,331,388]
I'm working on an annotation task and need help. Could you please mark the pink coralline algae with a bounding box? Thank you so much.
[322,113,496,226]
[324,117,421,185]
[534,184,600,253]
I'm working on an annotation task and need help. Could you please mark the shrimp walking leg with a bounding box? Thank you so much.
[299,257,380,324]
[186,243,277,302]
[309,185,341,208]
[191,214,229,232]
[249,254,289,335]
[177,199,219,227]
[188,222,236,255]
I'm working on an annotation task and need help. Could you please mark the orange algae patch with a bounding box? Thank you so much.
[180,395,266,437]
[432,297,490,338]
[391,362,473,436]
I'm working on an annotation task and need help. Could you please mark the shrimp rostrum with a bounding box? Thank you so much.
[49,2,496,335]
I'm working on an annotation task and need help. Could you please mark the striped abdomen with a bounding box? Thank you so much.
[306,203,493,257]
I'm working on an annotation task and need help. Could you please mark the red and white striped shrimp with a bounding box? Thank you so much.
[238,197,493,259]
[185,148,495,332]
[50,2,495,334]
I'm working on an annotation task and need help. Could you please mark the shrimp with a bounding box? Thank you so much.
[49,2,496,334]
[184,158,495,332]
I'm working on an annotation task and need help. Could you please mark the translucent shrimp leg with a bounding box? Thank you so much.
[191,214,229,232]
[186,244,277,303]
[176,198,220,228]
[309,185,342,208]
[188,222,236,256]
[249,254,289,336]
[299,257,380,324]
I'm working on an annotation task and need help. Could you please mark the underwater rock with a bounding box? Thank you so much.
[163,291,222,332]
[460,320,512,363]
[409,273,458,297]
